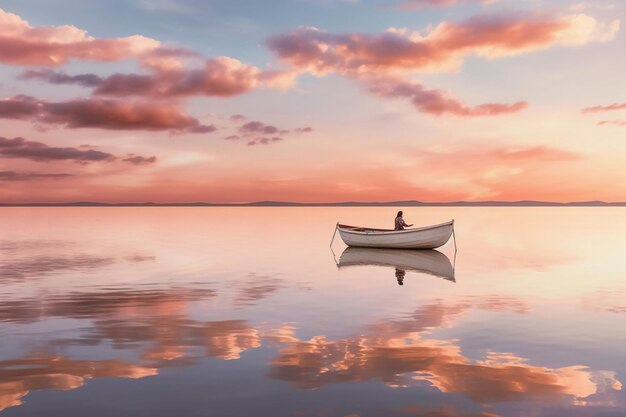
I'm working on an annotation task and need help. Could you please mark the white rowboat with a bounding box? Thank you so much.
[336,220,454,249]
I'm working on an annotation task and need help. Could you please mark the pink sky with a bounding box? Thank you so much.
[0,1,625,203]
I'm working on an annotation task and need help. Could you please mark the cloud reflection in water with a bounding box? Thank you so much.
[267,300,621,406]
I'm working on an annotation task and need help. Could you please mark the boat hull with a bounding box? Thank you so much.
[337,220,454,249]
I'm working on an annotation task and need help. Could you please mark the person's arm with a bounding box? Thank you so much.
[401,219,413,228]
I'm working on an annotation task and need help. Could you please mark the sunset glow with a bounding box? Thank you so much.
[1,1,625,203]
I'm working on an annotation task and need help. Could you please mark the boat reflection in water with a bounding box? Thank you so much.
[337,247,455,284]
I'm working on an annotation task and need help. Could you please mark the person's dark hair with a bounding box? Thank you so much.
[397,211,403,217]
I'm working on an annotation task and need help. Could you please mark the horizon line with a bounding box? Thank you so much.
[2,200,626,207]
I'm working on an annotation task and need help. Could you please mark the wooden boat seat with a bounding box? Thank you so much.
[337,224,394,233]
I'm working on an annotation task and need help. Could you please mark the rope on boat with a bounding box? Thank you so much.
[330,223,338,248]
[451,222,458,277]
[452,225,458,253]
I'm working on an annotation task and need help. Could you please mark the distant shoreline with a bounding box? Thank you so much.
[1,201,626,207]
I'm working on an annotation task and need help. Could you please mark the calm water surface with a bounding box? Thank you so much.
[1,207,625,416]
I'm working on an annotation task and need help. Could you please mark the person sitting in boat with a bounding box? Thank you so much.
[394,211,413,231]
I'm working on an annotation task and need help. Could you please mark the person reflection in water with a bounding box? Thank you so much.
[395,268,406,285]
[394,211,413,231]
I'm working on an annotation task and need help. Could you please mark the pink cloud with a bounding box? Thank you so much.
[583,103,626,113]
[0,136,114,163]
[367,77,527,116]
[0,170,74,181]
[138,46,200,71]
[239,121,282,135]
[4,6,295,101]
[267,13,618,115]
[267,14,618,76]
[0,7,160,66]
[247,137,284,146]
[0,136,157,167]
[0,95,216,133]
[224,120,314,145]
[96,57,262,97]
[21,58,295,98]
[121,155,157,165]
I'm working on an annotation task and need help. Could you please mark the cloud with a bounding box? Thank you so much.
[247,137,284,146]
[239,121,283,135]
[0,136,115,163]
[583,103,626,113]
[95,57,266,97]
[0,6,160,67]
[367,77,527,116]
[5,6,295,100]
[138,46,200,71]
[19,69,103,87]
[187,124,218,133]
[229,114,247,122]
[267,13,618,115]
[267,14,619,77]
[224,119,313,145]
[0,171,74,181]
[0,136,158,167]
[0,95,215,133]
[21,58,295,98]
[122,155,158,165]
